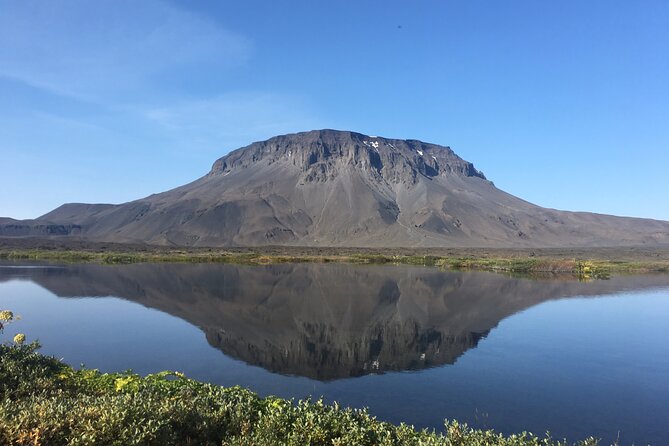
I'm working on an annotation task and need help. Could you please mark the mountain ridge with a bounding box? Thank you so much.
[2,129,669,247]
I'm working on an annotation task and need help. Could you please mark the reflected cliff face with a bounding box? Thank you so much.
[2,263,669,380]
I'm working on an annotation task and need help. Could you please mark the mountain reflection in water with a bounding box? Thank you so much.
[2,263,669,380]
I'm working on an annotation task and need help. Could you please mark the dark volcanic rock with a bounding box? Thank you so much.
[0,218,82,236]
[2,129,669,247]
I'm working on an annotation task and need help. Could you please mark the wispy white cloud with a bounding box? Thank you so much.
[0,0,328,155]
[0,0,332,220]
[0,0,329,151]
[140,92,328,154]
[0,0,251,101]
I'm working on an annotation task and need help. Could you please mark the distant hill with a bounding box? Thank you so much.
[3,129,669,247]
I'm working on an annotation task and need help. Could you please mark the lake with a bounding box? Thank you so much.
[1,262,668,445]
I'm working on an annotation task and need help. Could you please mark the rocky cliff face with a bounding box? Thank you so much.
[2,129,669,247]
[209,130,485,185]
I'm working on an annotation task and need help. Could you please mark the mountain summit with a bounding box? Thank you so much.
[3,129,669,247]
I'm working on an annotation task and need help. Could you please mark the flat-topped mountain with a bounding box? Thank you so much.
[3,129,669,247]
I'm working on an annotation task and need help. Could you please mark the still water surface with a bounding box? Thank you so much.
[1,262,668,444]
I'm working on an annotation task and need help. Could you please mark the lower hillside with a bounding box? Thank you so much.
[0,343,601,446]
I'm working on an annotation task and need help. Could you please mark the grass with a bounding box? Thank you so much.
[2,247,669,278]
[0,343,601,446]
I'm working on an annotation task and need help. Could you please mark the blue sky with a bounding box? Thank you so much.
[1,0,668,221]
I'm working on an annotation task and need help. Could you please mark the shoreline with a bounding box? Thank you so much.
[2,240,669,277]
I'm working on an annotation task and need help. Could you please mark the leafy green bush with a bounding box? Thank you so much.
[0,343,602,446]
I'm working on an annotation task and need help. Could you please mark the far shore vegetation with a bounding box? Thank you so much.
[2,245,669,279]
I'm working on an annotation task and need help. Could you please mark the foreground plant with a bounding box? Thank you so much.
[0,310,24,346]
[0,342,603,446]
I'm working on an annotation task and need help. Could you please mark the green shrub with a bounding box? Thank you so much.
[0,344,602,446]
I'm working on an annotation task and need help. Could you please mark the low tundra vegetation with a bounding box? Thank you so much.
[4,247,667,278]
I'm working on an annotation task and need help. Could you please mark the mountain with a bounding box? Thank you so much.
[3,263,669,380]
[3,129,669,247]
